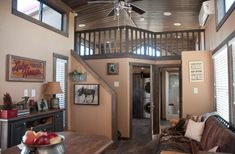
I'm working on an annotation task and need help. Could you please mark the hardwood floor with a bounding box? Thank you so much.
[103,118,152,154]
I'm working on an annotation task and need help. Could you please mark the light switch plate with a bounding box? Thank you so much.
[114,81,119,87]
[24,89,29,97]
[32,89,36,97]
[193,88,198,94]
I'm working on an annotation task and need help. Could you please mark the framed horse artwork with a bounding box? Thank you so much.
[74,84,99,105]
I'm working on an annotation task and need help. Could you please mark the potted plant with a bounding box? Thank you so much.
[0,93,17,119]
[70,69,86,82]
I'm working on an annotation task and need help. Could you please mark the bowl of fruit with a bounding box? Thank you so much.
[21,130,65,154]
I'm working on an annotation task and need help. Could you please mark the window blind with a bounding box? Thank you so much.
[213,46,229,122]
[55,58,67,109]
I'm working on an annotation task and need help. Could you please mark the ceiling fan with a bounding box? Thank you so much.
[87,0,146,17]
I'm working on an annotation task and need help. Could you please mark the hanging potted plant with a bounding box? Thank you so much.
[69,69,86,82]
[0,93,17,119]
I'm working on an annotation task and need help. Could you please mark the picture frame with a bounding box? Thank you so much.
[7,54,46,82]
[74,84,99,105]
[37,99,49,112]
[107,63,119,75]
[189,61,204,82]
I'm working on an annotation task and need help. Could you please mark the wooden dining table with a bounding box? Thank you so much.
[1,131,113,154]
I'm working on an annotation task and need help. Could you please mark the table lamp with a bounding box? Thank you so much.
[45,82,63,109]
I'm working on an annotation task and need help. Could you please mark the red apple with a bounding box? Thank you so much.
[47,133,58,139]
[33,135,50,145]
[23,130,36,145]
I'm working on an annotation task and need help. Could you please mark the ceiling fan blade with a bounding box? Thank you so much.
[130,3,145,15]
[107,8,115,16]
[88,0,114,4]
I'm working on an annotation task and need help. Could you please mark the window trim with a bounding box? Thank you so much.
[12,0,69,37]
[215,0,235,32]
[53,53,69,129]
[213,31,235,124]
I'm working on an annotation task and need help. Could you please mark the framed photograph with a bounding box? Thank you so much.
[37,99,49,112]
[7,54,46,82]
[189,61,204,82]
[74,84,99,105]
[107,63,119,75]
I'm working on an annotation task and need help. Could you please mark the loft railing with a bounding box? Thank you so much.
[75,26,205,59]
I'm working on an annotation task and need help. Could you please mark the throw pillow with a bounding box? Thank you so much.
[183,114,203,131]
[185,119,205,142]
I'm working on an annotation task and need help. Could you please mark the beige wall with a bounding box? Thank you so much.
[70,56,112,139]
[181,51,213,117]
[0,0,74,127]
[205,12,235,50]
[86,58,181,137]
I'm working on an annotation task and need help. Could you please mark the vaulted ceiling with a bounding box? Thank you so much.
[61,0,206,32]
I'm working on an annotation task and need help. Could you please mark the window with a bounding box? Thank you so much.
[12,0,67,36]
[213,46,229,121]
[80,44,94,56]
[135,46,160,57]
[53,54,68,128]
[216,0,235,30]
[42,4,62,30]
[17,0,40,20]
[225,0,235,11]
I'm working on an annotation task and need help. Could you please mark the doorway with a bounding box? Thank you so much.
[131,65,152,143]
[159,66,182,129]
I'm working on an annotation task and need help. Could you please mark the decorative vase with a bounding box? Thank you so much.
[0,109,18,119]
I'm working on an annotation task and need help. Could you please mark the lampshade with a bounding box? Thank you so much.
[45,82,63,95]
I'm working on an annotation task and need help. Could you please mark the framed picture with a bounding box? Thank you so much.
[74,84,99,105]
[37,99,48,112]
[7,54,46,82]
[189,61,204,82]
[107,63,119,75]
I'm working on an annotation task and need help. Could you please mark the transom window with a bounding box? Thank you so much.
[12,0,68,36]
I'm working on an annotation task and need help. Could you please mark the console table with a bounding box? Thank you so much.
[0,109,64,150]
[1,132,113,154]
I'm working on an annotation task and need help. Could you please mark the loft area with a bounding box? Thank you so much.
[75,26,205,59]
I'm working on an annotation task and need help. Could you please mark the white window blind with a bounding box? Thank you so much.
[55,58,67,109]
[213,46,229,122]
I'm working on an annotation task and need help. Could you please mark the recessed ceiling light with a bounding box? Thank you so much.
[163,12,172,16]
[78,24,86,28]
[174,23,181,26]
[140,16,145,21]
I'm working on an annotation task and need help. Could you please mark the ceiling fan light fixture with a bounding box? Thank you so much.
[174,22,181,26]
[163,12,172,16]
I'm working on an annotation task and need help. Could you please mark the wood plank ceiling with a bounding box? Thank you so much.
[61,0,206,32]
